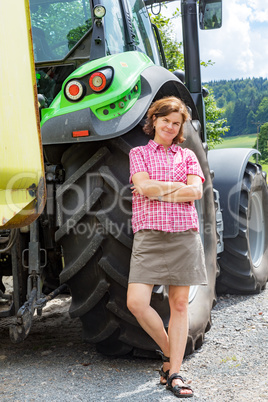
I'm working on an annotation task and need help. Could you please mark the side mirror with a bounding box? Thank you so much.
[199,0,222,30]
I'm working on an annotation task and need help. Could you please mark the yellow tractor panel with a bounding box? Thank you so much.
[0,0,46,229]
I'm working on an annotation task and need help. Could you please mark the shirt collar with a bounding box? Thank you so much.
[148,140,180,153]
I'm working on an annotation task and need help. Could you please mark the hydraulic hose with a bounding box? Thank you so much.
[0,229,18,253]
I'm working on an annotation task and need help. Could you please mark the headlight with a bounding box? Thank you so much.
[93,5,106,19]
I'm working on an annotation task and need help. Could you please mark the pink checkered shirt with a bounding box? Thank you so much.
[129,140,205,234]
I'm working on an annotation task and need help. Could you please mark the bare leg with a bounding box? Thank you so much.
[127,283,169,356]
[127,283,192,395]
[167,285,192,396]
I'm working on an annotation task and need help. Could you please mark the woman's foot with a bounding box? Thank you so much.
[156,350,170,385]
[166,373,193,398]
[159,361,170,385]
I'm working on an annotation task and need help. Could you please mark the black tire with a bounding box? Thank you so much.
[55,119,217,357]
[217,162,268,294]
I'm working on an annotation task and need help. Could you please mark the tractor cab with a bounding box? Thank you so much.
[30,0,161,65]
[30,0,162,104]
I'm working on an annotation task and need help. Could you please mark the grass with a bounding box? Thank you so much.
[213,133,257,149]
[261,162,268,176]
[213,133,268,178]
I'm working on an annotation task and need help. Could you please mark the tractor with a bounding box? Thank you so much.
[0,0,267,357]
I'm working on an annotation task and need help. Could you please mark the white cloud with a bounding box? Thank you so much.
[250,0,268,22]
[199,0,268,81]
[208,49,224,60]
[163,0,268,82]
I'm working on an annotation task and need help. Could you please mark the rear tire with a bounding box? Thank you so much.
[217,162,268,294]
[55,119,217,357]
[56,128,158,356]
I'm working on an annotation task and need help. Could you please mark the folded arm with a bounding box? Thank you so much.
[159,175,203,202]
[131,172,186,197]
[131,172,202,202]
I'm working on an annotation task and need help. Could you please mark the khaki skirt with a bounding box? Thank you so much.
[128,229,207,286]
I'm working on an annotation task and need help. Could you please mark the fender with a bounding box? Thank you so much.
[208,148,259,239]
[41,53,199,146]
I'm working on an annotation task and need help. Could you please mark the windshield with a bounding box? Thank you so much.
[128,0,161,65]
[102,0,126,55]
[29,0,92,62]
[29,0,160,65]
[101,0,161,64]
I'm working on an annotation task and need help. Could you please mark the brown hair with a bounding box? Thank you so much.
[143,96,190,143]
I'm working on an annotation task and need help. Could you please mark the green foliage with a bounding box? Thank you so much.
[150,11,184,71]
[67,20,91,50]
[205,78,268,137]
[150,10,227,147]
[246,110,256,134]
[30,1,92,59]
[150,9,214,71]
[205,88,228,148]
[229,99,248,136]
[256,97,268,123]
[254,122,268,162]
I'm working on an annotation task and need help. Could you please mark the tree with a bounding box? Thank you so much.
[255,97,268,124]
[204,78,268,137]
[30,2,92,59]
[246,110,256,134]
[226,88,236,103]
[204,88,229,148]
[229,99,248,136]
[254,123,268,162]
[217,96,225,108]
[150,10,228,148]
[150,12,184,71]
[67,20,91,50]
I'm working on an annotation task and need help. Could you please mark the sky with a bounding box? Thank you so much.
[161,0,268,82]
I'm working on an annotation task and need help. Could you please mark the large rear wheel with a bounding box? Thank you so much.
[55,119,217,357]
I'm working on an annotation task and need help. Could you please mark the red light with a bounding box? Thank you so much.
[65,80,84,101]
[69,85,80,97]
[89,72,106,92]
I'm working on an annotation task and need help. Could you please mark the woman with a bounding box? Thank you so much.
[127,96,207,398]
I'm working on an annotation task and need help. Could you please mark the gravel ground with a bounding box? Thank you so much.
[0,287,268,402]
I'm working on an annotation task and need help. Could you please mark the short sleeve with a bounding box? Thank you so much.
[129,147,148,183]
[186,149,205,183]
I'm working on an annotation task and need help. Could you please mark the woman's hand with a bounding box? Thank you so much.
[131,185,140,195]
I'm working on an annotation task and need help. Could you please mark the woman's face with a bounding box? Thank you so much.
[153,111,183,147]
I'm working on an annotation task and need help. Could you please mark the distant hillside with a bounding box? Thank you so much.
[204,77,268,137]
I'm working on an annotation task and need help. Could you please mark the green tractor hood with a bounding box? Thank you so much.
[41,51,197,145]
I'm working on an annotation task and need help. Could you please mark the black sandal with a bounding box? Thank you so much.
[166,373,193,398]
[156,350,170,385]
